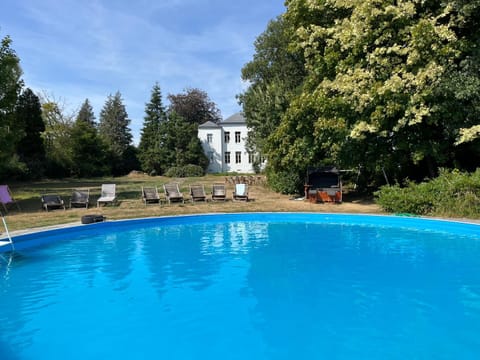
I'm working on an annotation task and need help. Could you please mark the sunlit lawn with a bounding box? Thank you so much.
[2,173,381,232]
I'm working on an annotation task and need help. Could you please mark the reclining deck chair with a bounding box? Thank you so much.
[41,194,66,211]
[70,189,90,209]
[190,184,207,202]
[142,186,161,205]
[211,183,226,201]
[0,185,20,213]
[164,183,184,204]
[97,184,117,207]
[233,183,249,201]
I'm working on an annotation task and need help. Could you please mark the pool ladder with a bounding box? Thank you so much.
[1,213,14,251]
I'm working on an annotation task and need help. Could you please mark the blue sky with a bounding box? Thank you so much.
[0,0,285,143]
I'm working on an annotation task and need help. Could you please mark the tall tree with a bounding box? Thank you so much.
[40,94,75,177]
[0,35,24,179]
[76,98,96,126]
[138,83,168,175]
[15,88,46,178]
[98,91,136,175]
[70,99,110,177]
[243,0,480,192]
[239,15,306,157]
[167,88,221,125]
[162,112,209,170]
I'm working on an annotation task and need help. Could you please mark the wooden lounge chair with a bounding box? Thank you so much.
[190,184,207,202]
[70,189,90,209]
[97,184,117,207]
[164,183,184,204]
[211,183,226,201]
[41,194,66,211]
[233,183,249,201]
[142,186,161,205]
[0,185,20,213]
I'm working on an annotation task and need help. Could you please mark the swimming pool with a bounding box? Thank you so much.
[1,213,479,359]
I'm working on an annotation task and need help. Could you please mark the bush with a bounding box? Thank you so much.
[375,169,480,218]
[165,164,205,178]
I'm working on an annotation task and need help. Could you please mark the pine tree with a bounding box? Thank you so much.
[138,83,168,175]
[98,91,135,174]
[15,88,46,178]
[70,99,110,177]
[76,98,96,126]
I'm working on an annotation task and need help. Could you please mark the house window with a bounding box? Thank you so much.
[208,151,214,163]
[248,152,254,164]
[235,151,241,164]
[225,152,230,164]
[235,131,241,143]
[224,132,230,143]
[207,133,213,143]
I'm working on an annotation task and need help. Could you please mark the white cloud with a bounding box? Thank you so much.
[1,0,285,144]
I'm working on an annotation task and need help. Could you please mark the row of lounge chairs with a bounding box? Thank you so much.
[0,183,249,213]
[143,183,249,204]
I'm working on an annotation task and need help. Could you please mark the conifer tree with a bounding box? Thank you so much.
[138,83,168,175]
[70,99,110,177]
[98,91,135,174]
[15,88,46,178]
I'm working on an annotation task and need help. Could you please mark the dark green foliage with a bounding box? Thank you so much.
[161,112,209,171]
[76,98,96,126]
[165,164,205,178]
[138,83,168,175]
[265,167,305,195]
[167,88,221,125]
[375,169,480,218]
[0,35,24,180]
[242,1,480,191]
[70,99,111,177]
[15,88,46,178]
[239,16,306,158]
[98,91,136,175]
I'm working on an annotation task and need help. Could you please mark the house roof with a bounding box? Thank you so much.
[220,112,246,125]
[198,120,221,129]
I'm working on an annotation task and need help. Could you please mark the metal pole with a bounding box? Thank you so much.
[1,214,14,251]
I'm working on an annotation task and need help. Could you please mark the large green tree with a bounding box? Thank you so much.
[162,112,208,170]
[41,96,75,177]
[167,88,221,125]
[138,83,168,175]
[0,35,24,179]
[98,91,137,175]
[70,99,110,177]
[243,0,480,192]
[15,88,46,178]
[239,15,306,157]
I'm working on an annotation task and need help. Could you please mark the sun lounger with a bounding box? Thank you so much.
[97,184,117,207]
[211,183,226,201]
[233,183,248,201]
[41,194,66,211]
[190,184,207,202]
[164,183,184,204]
[0,185,20,213]
[70,189,90,209]
[142,186,161,205]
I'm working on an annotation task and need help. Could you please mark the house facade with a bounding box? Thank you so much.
[198,113,261,173]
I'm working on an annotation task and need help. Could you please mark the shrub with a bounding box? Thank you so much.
[165,164,204,178]
[375,169,480,218]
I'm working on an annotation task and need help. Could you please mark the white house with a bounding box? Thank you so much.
[198,113,262,173]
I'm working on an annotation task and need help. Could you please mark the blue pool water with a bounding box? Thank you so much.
[0,213,480,359]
